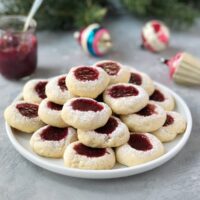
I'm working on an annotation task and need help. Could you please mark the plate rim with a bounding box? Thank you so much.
[5,82,192,179]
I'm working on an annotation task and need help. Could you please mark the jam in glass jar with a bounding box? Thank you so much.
[0,16,37,79]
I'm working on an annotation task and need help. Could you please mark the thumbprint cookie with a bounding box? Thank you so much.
[78,116,130,148]
[103,83,149,115]
[66,66,110,98]
[63,141,115,170]
[121,102,166,132]
[116,133,164,167]
[150,86,175,111]
[38,99,68,128]
[45,75,75,105]
[152,111,187,142]
[94,60,130,84]
[23,79,48,104]
[61,98,112,130]
[30,125,77,158]
[129,69,155,95]
[4,101,44,133]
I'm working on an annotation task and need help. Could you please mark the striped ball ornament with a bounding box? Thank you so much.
[141,20,170,53]
[74,23,112,57]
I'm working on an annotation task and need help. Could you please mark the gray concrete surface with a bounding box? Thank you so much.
[1,16,200,200]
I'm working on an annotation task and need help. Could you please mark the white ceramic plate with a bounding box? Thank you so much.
[5,82,192,179]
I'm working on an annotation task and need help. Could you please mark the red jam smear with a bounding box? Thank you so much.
[58,76,67,91]
[16,103,38,118]
[128,134,153,151]
[40,126,68,141]
[129,72,142,85]
[109,85,139,98]
[163,114,174,127]
[74,66,99,81]
[95,117,118,134]
[137,104,156,116]
[34,81,47,99]
[47,101,63,111]
[150,89,165,102]
[96,62,120,75]
[0,34,37,79]
[74,143,106,157]
[71,99,103,112]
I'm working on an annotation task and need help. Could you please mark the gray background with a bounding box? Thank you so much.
[1,16,200,200]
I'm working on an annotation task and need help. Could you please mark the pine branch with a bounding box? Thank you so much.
[0,0,199,30]
[0,0,108,30]
[121,0,199,28]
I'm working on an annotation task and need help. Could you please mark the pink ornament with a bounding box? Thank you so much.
[162,52,200,85]
[162,52,183,77]
[74,23,112,57]
[141,20,170,52]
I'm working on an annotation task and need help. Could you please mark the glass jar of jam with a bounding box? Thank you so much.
[0,16,37,79]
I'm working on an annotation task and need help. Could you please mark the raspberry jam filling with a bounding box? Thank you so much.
[16,103,38,118]
[58,76,67,91]
[95,117,118,134]
[40,126,68,141]
[109,85,139,98]
[129,72,142,85]
[128,134,153,151]
[150,89,165,102]
[74,143,106,157]
[71,99,103,112]
[35,81,48,99]
[96,62,120,76]
[47,101,63,111]
[74,66,99,81]
[137,104,156,116]
[163,114,174,126]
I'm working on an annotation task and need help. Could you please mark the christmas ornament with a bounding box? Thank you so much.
[141,20,170,53]
[162,52,200,85]
[74,23,112,57]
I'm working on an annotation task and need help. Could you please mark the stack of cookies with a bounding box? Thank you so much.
[4,60,187,170]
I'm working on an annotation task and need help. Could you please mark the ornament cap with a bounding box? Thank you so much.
[74,31,80,40]
[160,57,169,64]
